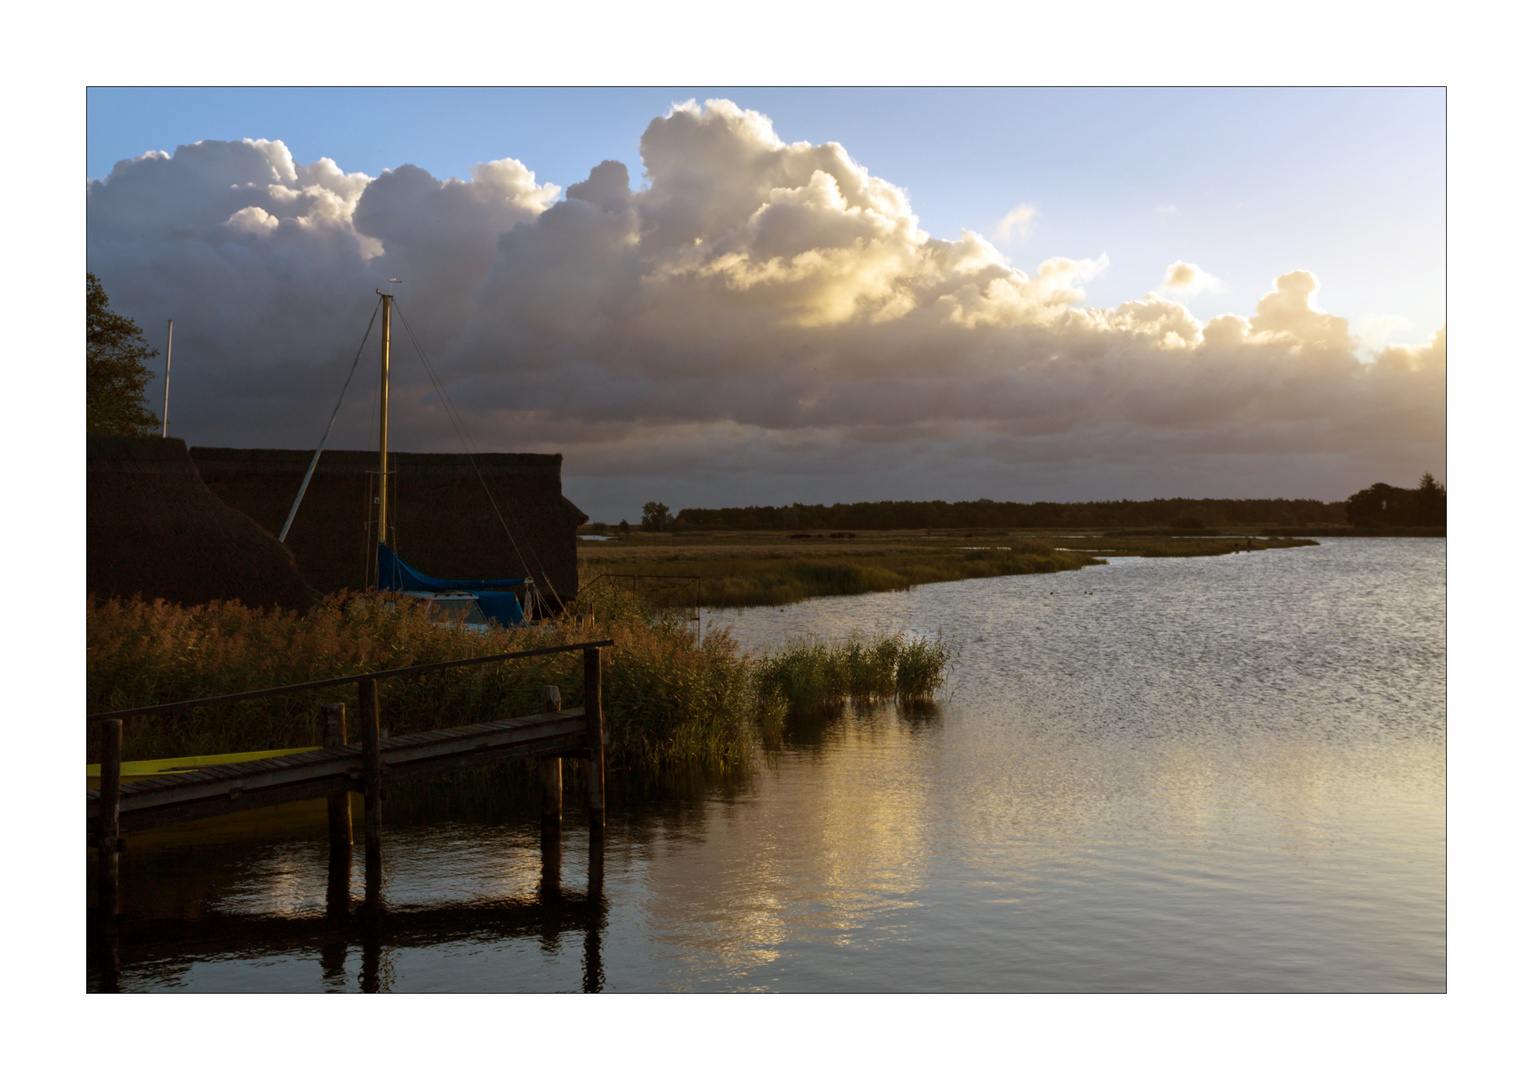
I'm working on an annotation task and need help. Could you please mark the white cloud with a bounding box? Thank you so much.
[1355,313,1415,353]
[86,102,1445,510]
[1158,260,1223,296]
[997,202,1038,245]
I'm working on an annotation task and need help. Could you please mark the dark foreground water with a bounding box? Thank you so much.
[87,538,1445,992]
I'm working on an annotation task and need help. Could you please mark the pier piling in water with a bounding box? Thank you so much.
[97,717,122,919]
[541,684,563,834]
[322,702,352,855]
[359,678,383,893]
[584,647,605,835]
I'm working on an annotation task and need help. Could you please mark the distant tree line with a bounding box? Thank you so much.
[1344,474,1446,528]
[672,497,1350,532]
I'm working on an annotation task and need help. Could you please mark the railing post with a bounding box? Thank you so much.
[359,678,383,898]
[97,718,123,920]
[540,683,564,827]
[539,683,564,896]
[584,646,605,836]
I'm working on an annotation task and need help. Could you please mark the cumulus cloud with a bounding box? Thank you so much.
[1159,260,1222,296]
[86,101,1446,512]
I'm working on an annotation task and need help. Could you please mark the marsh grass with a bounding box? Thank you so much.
[755,634,954,717]
[87,593,954,773]
[586,540,1100,609]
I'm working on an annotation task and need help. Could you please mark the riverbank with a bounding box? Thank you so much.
[578,529,1318,609]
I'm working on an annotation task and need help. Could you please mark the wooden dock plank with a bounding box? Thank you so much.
[88,707,593,836]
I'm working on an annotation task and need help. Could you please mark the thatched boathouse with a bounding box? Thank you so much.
[188,449,587,604]
[88,436,317,611]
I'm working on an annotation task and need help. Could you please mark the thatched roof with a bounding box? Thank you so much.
[88,436,318,611]
[189,448,587,600]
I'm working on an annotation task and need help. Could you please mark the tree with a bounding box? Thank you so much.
[1344,475,1446,528]
[87,272,160,436]
[1413,472,1447,526]
[641,501,673,531]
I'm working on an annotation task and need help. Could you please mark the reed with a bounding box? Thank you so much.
[754,633,954,715]
[87,593,953,772]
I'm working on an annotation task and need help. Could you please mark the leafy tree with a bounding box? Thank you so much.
[87,272,160,436]
[618,519,632,534]
[641,501,673,531]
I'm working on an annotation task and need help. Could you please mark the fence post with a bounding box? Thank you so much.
[359,678,383,896]
[584,646,605,834]
[322,702,352,856]
[97,718,123,919]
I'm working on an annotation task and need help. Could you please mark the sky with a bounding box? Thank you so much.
[86,87,1445,522]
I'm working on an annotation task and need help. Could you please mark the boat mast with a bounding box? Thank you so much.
[377,288,391,563]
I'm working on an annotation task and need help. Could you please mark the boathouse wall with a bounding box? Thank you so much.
[188,448,587,602]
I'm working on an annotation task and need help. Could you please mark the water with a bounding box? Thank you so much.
[88,538,1445,992]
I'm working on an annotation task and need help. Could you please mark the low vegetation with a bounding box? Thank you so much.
[578,531,1320,610]
[87,591,954,771]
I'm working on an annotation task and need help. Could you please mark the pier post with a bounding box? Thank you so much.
[322,703,352,856]
[583,647,605,834]
[97,718,122,920]
[541,757,563,824]
[359,678,383,897]
[541,683,563,828]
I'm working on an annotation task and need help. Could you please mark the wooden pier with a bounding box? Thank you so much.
[87,639,614,924]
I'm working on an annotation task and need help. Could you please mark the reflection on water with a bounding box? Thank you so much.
[88,539,1444,992]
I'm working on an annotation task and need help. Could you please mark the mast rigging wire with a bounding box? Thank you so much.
[279,298,383,543]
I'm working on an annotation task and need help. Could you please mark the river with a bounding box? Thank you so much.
[86,538,1445,992]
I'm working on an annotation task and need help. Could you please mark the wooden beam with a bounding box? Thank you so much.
[322,702,352,856]
[359,678,383,888]
[97,718,122,919]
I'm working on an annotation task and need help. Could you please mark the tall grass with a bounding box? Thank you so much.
[87,593,954,772]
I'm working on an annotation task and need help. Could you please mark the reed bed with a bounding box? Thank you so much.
[87,592,954,772]
[755,634,954,716]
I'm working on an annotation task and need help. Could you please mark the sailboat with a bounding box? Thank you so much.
[280,285,550,627]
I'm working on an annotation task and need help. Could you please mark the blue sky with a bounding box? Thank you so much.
[88,87,1444,352]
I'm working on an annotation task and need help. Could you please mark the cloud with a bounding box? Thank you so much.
[997,202,1038,245]
[1354,313,1415,353]
[86,102,1445,514]
[1158,260,1222,296]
